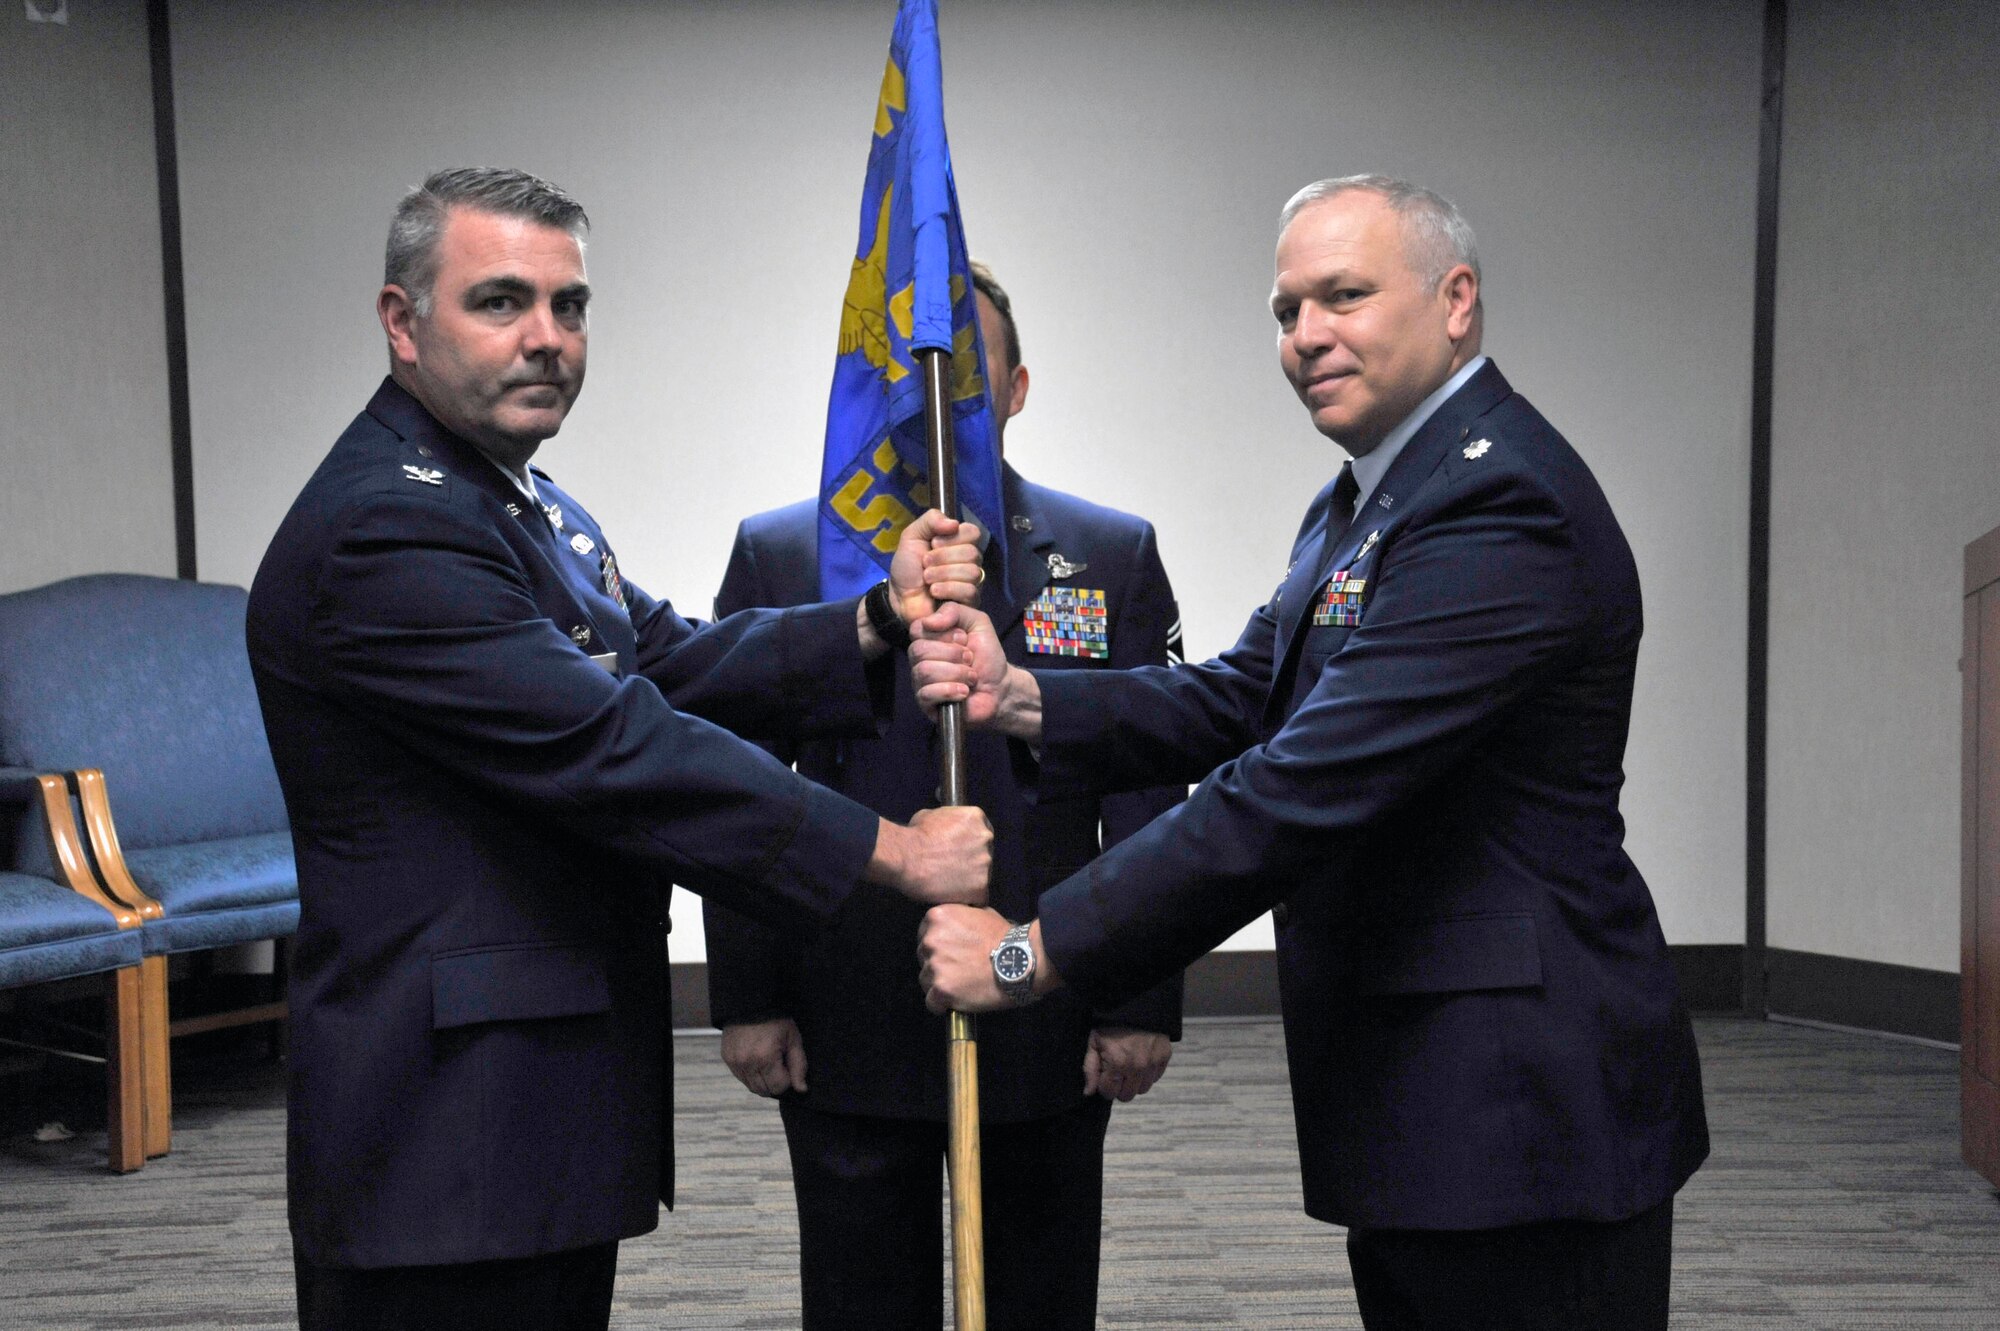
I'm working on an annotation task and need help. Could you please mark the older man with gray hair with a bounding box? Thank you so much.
[912,175,1709,1329]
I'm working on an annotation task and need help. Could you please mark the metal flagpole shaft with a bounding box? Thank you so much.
[922,346,985,1331]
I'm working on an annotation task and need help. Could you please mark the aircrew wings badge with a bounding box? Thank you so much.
[1025,586,1109,658]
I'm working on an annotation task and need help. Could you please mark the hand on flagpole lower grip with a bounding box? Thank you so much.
[919,908,1059,1014]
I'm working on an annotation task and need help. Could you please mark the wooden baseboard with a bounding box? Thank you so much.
[1669,944,1746,1012]
[670,962,713,1031]
[1182,949,1285,1018]
[1765,947,1960,1045]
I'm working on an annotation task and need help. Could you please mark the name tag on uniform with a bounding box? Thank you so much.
[588,651,619,675]
[1312,571,1367,628]
[1024,587,1109,659]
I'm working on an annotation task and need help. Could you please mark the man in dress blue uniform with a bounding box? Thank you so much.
[702,262,1186,1331]
[911,177,1709,1330]
[247,167,992,1331]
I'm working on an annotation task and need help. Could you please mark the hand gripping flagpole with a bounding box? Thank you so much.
[923,344,986,1331]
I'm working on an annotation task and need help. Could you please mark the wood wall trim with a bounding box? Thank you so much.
[146,0,196,580]
[1966,524,2000,597]
[1742,0,1791,1020]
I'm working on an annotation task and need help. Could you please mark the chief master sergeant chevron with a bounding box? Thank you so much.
[246,166,991,1331]
[913,176,1709,1330]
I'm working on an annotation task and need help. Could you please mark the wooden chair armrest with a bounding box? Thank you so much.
[34,773,145,930]
[71,769,165,922]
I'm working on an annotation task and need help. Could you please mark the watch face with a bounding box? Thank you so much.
[994,942,1032,983]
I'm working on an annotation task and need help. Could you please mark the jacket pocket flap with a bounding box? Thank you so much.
[1352,913,1542,996]
[431,942,612,1029]
[1300,623,1354,653]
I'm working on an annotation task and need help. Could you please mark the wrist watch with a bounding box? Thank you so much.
[864,579,911,651]
[990,921,1037,1005]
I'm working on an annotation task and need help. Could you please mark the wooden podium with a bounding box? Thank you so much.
[1963,523,2000,1188]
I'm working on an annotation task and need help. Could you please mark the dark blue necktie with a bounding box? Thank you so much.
[1326,461,1360,551]
[1275,462,1360,641]
[1305,462,1361,592]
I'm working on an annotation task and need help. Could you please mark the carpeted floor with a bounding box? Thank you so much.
[2,1016,1996,1328]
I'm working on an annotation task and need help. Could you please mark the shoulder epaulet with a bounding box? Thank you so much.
[397,462,448,487]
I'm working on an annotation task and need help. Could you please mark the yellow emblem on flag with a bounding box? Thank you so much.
[830,439,935,553]
[839,185,981,400]
[835,54,983,399]
[840,182,911,383]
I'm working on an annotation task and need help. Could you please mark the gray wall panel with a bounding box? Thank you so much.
[1768,0,2000,971]
[0,0,175,593]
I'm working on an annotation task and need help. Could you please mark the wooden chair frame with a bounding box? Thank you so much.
[72,767,289,1162]
[22,774,150,1172]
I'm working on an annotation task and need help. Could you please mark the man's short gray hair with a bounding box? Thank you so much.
[1278,175,1480,293]
[385,167,590,316]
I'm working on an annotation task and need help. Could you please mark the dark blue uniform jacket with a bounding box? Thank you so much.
[1031,362,1709,1231]
[248,379,890,1268]
[703,466,1185,1123]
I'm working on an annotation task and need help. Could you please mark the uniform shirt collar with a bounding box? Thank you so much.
[485,454,542,505]
[1349,354,1489,515]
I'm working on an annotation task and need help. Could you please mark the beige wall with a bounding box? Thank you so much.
[0,0,176,593]
[1766,0,2000,972]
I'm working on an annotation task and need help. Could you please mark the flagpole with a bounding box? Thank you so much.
[922,344,986,1331]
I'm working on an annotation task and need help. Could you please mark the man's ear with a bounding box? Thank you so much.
[1440,265,1479,343]
[379,285,420,367]
[1001,363,1030,422]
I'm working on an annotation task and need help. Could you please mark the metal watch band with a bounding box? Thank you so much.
[990,921,1036,1005]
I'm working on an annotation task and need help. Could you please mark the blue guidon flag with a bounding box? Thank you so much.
[817,0,1006,602]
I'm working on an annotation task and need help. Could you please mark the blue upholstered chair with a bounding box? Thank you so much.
[0,767,149,1170]
[0,574,298,1161]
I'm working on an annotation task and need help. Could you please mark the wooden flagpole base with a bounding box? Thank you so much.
[947,1008,985,1331]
